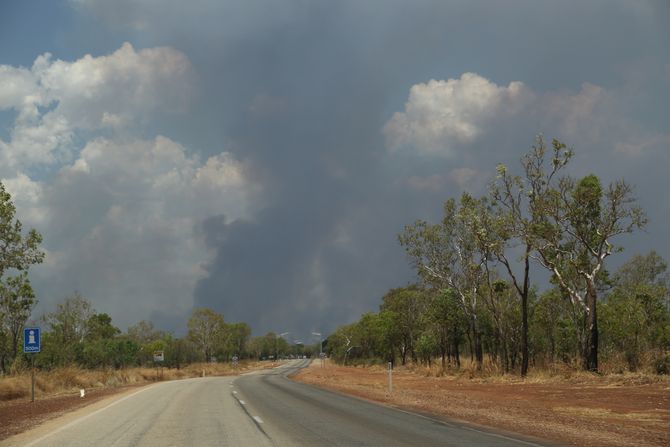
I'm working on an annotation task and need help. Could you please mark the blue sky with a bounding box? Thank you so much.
[1,1,668,339]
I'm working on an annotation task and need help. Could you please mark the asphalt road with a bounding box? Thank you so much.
[7,360,551,447]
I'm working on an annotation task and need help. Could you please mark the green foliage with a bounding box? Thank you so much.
[187,308,225,362]
[248,332,290,360]
[653,354,670,375]
[87,313,121,340]
[224,322,251,360]
[332,136,658,376]
[530,288,581,365]
[43,293,94,365]
[0,182,44,276]
[0,273,36,368]
[380,286,427,364]
[600,252,670,371]
[425,288,466,368]
[0,182,43,373]
[416,333,437,366]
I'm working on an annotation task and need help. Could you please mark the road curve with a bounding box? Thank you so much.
[234,359,551,447]
[4,360,553,446]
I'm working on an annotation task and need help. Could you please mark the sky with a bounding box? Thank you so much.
[1,0,668,341]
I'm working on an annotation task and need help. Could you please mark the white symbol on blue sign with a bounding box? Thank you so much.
[24,327,41,353]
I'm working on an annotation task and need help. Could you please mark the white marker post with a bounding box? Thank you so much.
[388,362,393,394]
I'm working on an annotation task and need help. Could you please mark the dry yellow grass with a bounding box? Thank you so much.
[399,357,670,386]
[0,361,271,402]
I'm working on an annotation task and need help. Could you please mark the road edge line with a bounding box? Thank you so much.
[23,382,163,447]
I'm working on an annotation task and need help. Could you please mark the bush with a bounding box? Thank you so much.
[653,354,670,375]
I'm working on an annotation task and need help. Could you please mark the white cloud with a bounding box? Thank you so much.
[383,73,532,156]
[37,43,193,129]
[0,43,256,329]
[0,42,194,169]
[0,65,38,110]
[384,73,655,168]
[2,173,47,226]
[26,135,255,327]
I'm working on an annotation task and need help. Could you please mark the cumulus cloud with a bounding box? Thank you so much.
[383,73,532,156]
[0,42,194,169]
[384,72,649,168]
[0,43,254,330]
[1,173,47,226]
[28,136,254,326]
[0,65,38,110]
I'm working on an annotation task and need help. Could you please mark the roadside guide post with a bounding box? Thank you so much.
[312,332,324,367]
[153,350,164,380]
[388,362,393,395]
[23,327,41,402]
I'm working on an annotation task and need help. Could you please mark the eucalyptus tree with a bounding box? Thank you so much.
[225,322,251,360]
[0,182,44,277]
[0,182,44,373]
[488,136,572,376]
[458,193,520,373]
[424,288,466,369]
[600,251,669,371]
[0,272,35,371]
[529,156,646,371]
[187,308,225,362]
[326,322,356,363]
[399,197,487,369]
[380,286,427,365]
[43,292,94,365]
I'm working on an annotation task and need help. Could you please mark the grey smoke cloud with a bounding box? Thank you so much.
[0,0,667,340]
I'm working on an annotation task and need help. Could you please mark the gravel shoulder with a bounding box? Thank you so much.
[292,361,670,447]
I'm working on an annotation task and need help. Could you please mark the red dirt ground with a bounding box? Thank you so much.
[293,361,670,447]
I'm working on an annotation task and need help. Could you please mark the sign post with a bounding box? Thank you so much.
[23,327,41,402]
[153,351,164,362]
[153,351,164,380]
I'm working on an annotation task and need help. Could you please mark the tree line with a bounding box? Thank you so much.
[2,289,307,373]
[326,137,669,375]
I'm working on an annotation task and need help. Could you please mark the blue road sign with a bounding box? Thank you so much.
[23,327,41,353]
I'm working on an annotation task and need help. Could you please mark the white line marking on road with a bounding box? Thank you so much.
[239,400,245,405]
[253,416,264,424]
